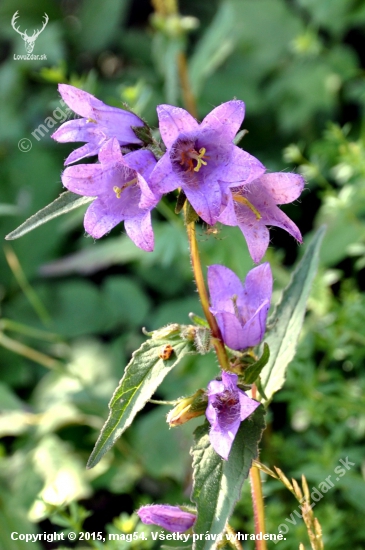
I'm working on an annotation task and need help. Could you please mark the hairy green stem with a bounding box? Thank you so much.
[186,219,230,371]
[249,384,267,550]
[250,465,267,550]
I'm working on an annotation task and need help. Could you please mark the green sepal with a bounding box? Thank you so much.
[242,343,270,384]
[255,377,268,401]
[131,125,165,158]
[175,189,187,214]
[5,191,93,240]
[233,129,249,145]
[189,312,209,328]
[185,201,199,224]
[190,406,266,550]
[87,332,197,469]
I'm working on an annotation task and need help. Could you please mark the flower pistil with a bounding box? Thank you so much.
[179,146,209,172]
[113,178,138,199]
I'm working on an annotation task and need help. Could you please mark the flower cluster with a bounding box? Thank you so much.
[53,85,304,260]
[50,85,304,532]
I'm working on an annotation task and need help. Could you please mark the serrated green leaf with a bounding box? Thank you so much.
[5,192,93,240]
[87,335,197,468]
[243,343,270,384]
[191,407,266,549]
[260,226,326,402]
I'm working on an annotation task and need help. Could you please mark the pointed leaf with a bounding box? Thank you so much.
[5,192,93,240]
[191,407,266,549]
[260,226,326,401]
[87,334,197,468]
[243,342,270,384]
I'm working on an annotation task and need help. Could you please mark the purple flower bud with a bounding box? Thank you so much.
[206,371,260,460]
[137,505,196,533]
[208,263,272,351]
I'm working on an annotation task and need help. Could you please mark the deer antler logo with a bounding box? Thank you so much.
[11,11,49,54]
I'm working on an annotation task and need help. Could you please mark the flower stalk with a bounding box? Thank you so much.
[185,216,230,371]
[249,464,267,550]
[250,384,267,550]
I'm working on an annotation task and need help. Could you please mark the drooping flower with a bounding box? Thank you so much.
[52,84,144,165]
[148,101,265,225]
[206,371,260,460]
[208,263,272,351]
[137,505,196,533]
[218,172,305,263]
[61,138,159,250]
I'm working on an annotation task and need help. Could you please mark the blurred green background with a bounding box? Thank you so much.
[0,0,365,548]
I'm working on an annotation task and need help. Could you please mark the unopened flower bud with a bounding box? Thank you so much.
[167,389,207,427]
[137,504,196,533]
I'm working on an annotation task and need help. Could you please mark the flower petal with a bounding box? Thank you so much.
[51,118,102,143]
[218,146,266,187]
[217,190,238,226]
[238,391,260,421]
[98,138,123,165]
[58,84,99,118]
[62,164,108,196]
[93,107,143,145]
[125,149,157,180]
[240,223,270,263]
[260,203,303,243]
[259,172,305,204]
[124,212,154,251]
[208,420,238,460]
[137,505,196,533]
[183,174,222,225]
[84,198,123,238]
[63,143,105,165]
[148,153,182,195]
[238,262,273,317]
[237,299,271,348]
[213,310,249,350]
[201,100,245,142]
[208,265,245,314]
[157,104,199,149]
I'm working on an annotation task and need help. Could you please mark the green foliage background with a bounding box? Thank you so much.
[0,0,364,548]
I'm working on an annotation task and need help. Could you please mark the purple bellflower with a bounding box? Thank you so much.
[52,84,144,165]
[206,371,260,460]
[137,505,196,533]
[148,101,265,225]
[62,138,159,251]
[208,263,272,351]
[218,172,305,263]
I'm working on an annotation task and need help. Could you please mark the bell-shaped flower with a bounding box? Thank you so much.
[52,84,144,165]
[61,138,159,251]
[148,101,265,225]
[208,263,272,351]
[206,371,260,460]
[218,172,305,263]
[137,504,196,533]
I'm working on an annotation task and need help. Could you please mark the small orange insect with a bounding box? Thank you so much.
[159,344,174,360]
